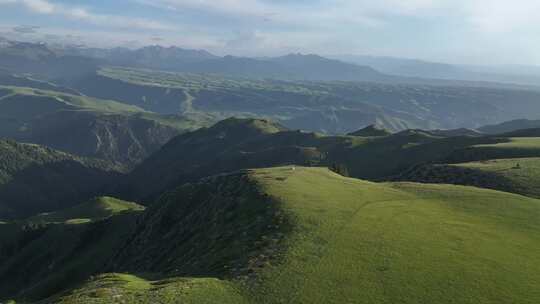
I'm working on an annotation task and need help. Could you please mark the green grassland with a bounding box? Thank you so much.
[453,157,540,198]
[27,197,145,224]
[394,137,540,198]
[446,137,540,163]
[0,85,145,114]
[39,167,540,304]
[475,137,540,149]
[46,274,247,304]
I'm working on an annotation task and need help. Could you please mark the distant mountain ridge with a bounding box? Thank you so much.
[478,119,540,134]
[333,54,540,86]
[160,52,387,81]
[0,40,101,81]
[1,39,388,82]
[5,38,540,87]
[60,45,218,71]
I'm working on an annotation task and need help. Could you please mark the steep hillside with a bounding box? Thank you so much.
[0,210,142,300]
[0,86,210,166]
[120,118,321,202]
[28,111,181,167]
[121,118,502,203]
[0,140,119,219]
[22,167,540,304]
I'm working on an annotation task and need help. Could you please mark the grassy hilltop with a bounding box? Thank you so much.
[27,196,145,225]
[121,117,507,203]
[30,167,540,304]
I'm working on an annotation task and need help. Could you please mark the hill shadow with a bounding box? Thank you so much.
[0,160,121,219]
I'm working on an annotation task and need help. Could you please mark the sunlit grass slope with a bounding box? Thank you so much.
[450,137,540,162]
[27,197,145,224]
[47,274,247,304]
[475,137,540,150]
[51,167,540,304]
[0,85,145,114]
[454,157,540,198]
[246,167,540,304]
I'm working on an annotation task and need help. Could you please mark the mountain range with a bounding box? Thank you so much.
[4,38,540,87]
[3,37,540,303]
[333,54,540,86]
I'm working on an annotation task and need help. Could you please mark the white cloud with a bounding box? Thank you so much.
[6,0,173,31]
[59,6,173,31]
[463,0,540,33]
[4,0,540,64]
[140,0,540,33]
[22,0,54,13]
[138,0,268,17]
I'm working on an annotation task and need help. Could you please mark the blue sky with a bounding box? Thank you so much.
[1,0,539,65]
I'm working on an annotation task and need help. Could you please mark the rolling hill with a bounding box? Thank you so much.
[119,117,505,203]
[394,136,540,198]
[27,196,145,225]
[452,158,540,198]
[444,137,540,163]
[7,167,540,303]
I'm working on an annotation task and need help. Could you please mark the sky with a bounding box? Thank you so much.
[0,0,539,65]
